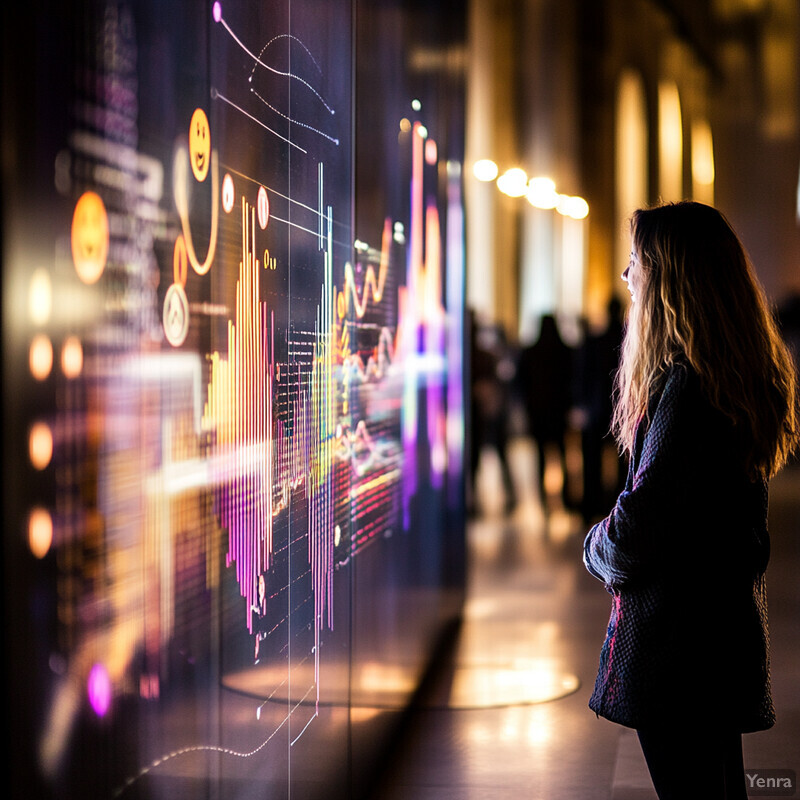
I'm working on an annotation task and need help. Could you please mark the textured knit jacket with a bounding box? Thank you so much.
[583,363,775,732]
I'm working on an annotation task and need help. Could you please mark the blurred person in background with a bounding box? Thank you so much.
[574,297,625,524]
[469,313,517,515]
[517,314,573,515]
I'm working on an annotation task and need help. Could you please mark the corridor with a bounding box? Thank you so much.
[371,437,800,799]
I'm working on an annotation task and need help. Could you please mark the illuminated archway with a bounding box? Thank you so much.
[658,79,684,202]
[615,69,649,291]
[691,118,715,205]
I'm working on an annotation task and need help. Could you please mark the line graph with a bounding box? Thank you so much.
[212,1,340,147]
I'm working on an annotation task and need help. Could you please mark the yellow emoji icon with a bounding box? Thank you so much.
[71,191,109,285]
[189,107,210,182]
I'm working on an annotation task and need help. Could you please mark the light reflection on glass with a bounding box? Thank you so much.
[29,334,53,380]
[29,422,53,470]
[61,336,83,378]
[88,663,112,717]
[28,269,52,326]
[28,508,53,559]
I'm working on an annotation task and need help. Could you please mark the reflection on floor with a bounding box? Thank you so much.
[370,436,800,800]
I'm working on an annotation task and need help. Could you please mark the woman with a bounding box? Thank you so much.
[583,201,798,799]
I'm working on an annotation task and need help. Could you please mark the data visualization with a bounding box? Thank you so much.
[3,1,466,798]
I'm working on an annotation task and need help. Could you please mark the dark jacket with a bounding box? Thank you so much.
[583,363,774,732]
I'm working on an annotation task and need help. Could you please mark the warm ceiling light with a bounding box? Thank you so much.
[526,177,559,209]
[557,195,589,220]
[473,159,499,182]
[497,168,528,197]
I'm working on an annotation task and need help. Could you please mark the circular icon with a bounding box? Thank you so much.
[71,191,109,284]
[189,108,210,183]
[257,185,270,229]
[222,173,235,213]
[163,283,190,347]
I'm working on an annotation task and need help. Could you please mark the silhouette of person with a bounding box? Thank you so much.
[516,314,572,511]
[575,297,625,523]
[469,314,517,515]
[252,572,268,662]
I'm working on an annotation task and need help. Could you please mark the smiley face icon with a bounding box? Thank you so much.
[71,191,109,284]
[189,107,210,182]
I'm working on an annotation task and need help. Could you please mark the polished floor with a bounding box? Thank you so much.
[370,436,800,800]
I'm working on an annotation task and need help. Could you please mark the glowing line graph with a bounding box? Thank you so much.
[337,217,392,320]
[167,102,449,771]
[210,88,307,154]
[200,182,338,659]
[190,117,449,645]
[249,84,340,147]
[336,419,398,477]
[112,693,307,798]
[203,197,274,630]
[225,165,320,216]
[341,326,396,384]
[221,163,334,241]
[212,2,339,146]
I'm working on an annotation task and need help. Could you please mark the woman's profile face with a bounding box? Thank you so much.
[622,248,644,303]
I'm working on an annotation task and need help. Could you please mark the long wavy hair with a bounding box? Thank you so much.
[612,201,798,479]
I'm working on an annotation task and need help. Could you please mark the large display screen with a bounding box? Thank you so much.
[2,1,466,797]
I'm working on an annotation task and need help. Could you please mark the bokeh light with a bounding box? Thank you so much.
[557,195,589,220]
[425,138,438,165]
[472,159,499,182]
[29,422,54,470]
[61,336,84,379]
[496,168,528,197]
[29,334,53,380]
[526,176,559,209]
[28,508,53,559]
[29,269,52,326]
[88,663,112,717]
